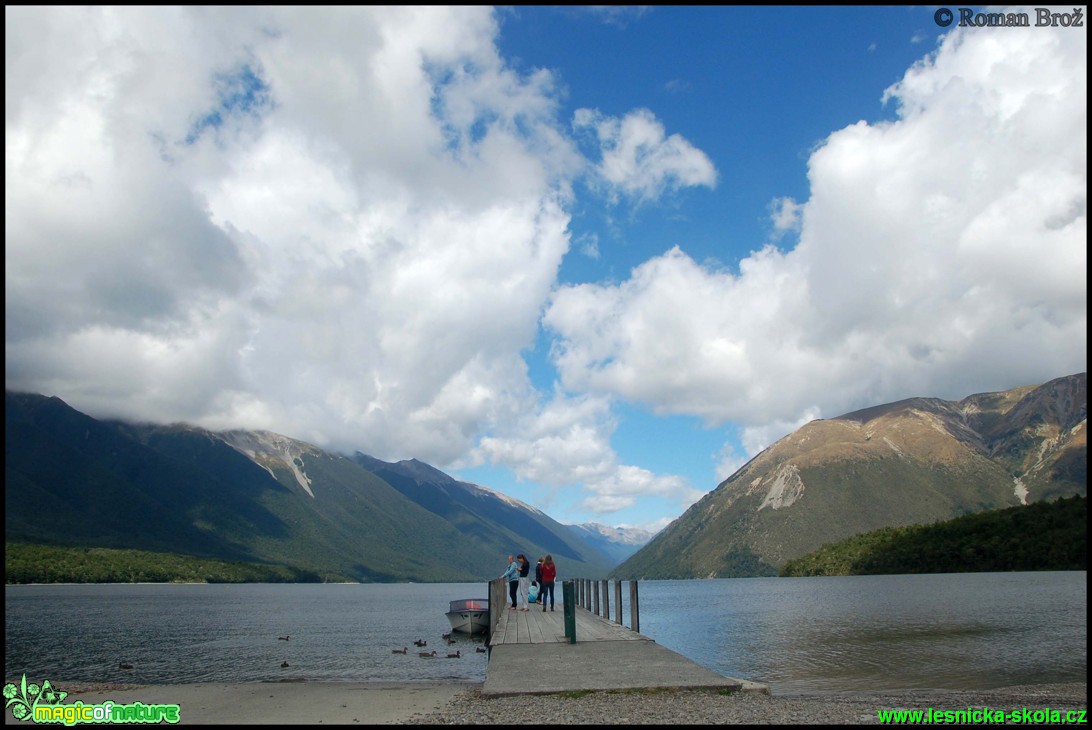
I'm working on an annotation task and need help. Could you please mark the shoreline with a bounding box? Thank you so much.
[6,680,1085,725]
[5,680,476,725]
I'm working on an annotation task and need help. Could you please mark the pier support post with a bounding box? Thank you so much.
[562,579,576,643]
[614,581,623,625]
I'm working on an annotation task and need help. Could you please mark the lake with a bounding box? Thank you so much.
[4,572,1085,695]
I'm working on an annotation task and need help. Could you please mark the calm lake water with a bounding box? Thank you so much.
[4,572,1086,695]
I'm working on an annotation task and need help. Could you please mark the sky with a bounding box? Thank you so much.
[5,6,1087,533]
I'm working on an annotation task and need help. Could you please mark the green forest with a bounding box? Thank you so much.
[779,494,1086,577]
[7,495,1086,583]
[4,542,335,584]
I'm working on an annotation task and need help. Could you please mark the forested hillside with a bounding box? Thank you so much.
[779,495,1086,576]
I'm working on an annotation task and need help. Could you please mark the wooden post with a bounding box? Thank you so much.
[562,579,576,643]
[600,579,609,619]
[488,578,498,644]
[629,580,639,634]
[614,580,623,625]
[592,579,600,615]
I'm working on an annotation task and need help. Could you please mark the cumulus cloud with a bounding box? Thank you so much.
[5,6,575,462]
[467,389,703,514]
[5,6,696,517]
[547,22,1086,455]
[573,107,717,203]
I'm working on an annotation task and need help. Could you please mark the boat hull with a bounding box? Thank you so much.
[445,598,489,635]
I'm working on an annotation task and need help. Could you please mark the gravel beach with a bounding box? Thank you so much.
[10,680,1084,725]
[402,682,1088,725]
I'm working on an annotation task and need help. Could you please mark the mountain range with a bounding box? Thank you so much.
[6,372,1085,583]
[613,372,1086,579]
[4,391,626,582]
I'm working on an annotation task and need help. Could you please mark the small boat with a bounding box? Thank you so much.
[445,598,489,635]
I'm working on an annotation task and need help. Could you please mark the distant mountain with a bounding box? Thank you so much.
[4,392,614,582]
[565,522,657,564]
[613,373,1086,580]
[348,453,615,575]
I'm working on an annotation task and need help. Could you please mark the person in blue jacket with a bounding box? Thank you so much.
[500,554,520,610]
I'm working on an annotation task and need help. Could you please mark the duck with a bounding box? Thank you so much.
[475,646,487,653]
[392,647,408,654]
[278,635,291,641]
[413,639,427,647]
[446,650,461,658]
[418,650,437,658]
[280,661,289,668]
[440,632,452,640]
[118,662,133,670]
[447,638,457,645]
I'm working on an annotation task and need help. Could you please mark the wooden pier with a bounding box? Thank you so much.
[488,577,642,645]
[481,578,762,696]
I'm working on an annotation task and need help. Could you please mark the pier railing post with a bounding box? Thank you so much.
[629,580,639,634]
[601,579,609,619]
[562,579,576,643]
[614,580,623,625]
[592,579,600,616]
[488,577,501,644]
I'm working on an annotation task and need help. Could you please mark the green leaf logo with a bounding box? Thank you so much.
[4,675,67,723]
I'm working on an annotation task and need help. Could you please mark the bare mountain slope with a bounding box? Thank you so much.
[614,373,1086,579]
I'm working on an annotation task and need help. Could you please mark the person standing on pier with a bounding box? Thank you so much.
[540,554,557,612]
[501,555,520,610]
[534,557,544,604]
[516,553,531,611]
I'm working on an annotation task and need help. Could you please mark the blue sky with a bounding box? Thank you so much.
[5,6,1087,532]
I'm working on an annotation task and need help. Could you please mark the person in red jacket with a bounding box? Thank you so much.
[539,554,557,611]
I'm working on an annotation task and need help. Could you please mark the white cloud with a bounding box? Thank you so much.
[769,196,803,236]
[575,232,601,259]
[467,390,702,515]
[5,6,575,466]
[546,22,1086,457]
[6,6,711,524]
[573,107,717,203]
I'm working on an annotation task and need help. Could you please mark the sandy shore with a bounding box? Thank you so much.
[4,681,473,725]
[6,681,1086,725]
